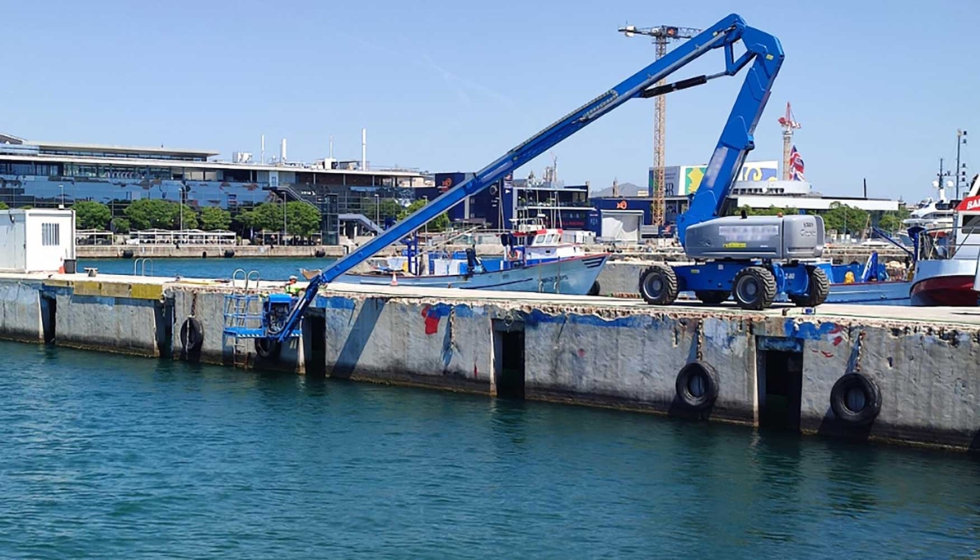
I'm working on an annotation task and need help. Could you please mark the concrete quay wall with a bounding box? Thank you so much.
[0,279,46,342]
[1,272,979,451]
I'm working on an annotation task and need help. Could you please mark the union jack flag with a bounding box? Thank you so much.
[789,145,805,181]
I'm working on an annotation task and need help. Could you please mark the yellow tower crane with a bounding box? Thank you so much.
[619,24,701,228]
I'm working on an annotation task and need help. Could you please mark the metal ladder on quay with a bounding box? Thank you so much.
[223,269,262,368]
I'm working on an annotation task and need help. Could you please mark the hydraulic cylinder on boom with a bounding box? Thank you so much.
[252,13,827,356]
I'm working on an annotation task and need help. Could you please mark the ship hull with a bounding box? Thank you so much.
[910,259,979,306]
[338,254,609,295]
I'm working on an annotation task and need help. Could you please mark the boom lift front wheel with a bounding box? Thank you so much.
[639,264,679,305]
[731,266,777,310]
[789,266,830,307]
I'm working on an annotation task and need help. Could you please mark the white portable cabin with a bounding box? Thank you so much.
[0,209,76,273]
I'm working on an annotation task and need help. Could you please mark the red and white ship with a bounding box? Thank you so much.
[910,176,980,306]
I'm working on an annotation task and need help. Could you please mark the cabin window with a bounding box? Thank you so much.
[962,215,980,235]
[42,223,60,246]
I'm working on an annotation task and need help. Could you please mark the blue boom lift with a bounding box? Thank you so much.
[252,13,828,355]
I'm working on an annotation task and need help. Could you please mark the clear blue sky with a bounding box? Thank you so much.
[1,0,975,202]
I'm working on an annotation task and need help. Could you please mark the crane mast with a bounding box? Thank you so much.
[618,24,701,227]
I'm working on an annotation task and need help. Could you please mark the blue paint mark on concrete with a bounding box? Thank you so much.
[424,303,475,320]
[757,336,803,352]
[523,309,658,330]
[784,319,841,341]
[316,296,356,310]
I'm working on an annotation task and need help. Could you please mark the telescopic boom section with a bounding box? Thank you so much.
[270,14,781,342]
[675,26,784,245]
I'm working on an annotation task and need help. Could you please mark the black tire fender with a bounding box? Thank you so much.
[255,338,281,359]
[830,372,881,425]
[179,317,204,353]
[675,361,719,411]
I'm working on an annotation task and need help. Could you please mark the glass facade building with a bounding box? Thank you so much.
[0,133,425,245]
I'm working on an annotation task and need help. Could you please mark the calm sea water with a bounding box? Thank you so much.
[79,257,337,282]
[1,341,979,558]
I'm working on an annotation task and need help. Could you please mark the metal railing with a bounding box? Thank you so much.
[133,258,153,276]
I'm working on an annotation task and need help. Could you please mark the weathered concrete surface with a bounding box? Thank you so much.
[53,293,165,356]
[0,279,44,342]
[764,317,980,450]
[521,309,756,423]
[595,260,647,296]
[320,295,492,393]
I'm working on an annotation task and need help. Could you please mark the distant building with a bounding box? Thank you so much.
[591,176,899,241]
[416,172,592,230]
[0,132,426,244]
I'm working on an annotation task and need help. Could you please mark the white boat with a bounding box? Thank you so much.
[336,221,609,295]
[338,252,608,295]
[908,174,980,306]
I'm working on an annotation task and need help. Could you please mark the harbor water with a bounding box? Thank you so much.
[2,341,979,558]
[79,257,337,281]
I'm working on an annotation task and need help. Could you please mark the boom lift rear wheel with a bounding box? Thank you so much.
[789,266,830,307]
[731,266,777,310]
[639,264,679,305]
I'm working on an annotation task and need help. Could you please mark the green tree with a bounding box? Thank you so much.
[399,199,449,232]
[285,201,321,237]
[112,217,131,234]
[822,203,869,235]
[124,199,198,230]
[249,202,284,232]
[73,201,112,230]
[199,206,232,231]
[876,207,911,233]
[0,201,7,210]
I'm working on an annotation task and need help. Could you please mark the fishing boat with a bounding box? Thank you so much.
[820,252,913,305]
[333,220,609,295]
[906,174,980,306]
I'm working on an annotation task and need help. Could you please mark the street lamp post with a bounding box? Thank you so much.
[282,195,287,245]
[374,194,380,229]
[179,187,184,232]
[955,129,968,199]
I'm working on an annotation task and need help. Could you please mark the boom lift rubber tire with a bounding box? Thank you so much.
[731,267,777,310]
[790,267,830,307]
[675,361,719,411]
[179,317,204,353]
[255,338,281,359]
[639,264,679,305]
[695,290,729,305]
[830,373,881,425]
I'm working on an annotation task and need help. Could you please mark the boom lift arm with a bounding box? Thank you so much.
[266,13,784,342]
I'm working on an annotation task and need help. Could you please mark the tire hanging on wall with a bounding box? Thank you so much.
[255,338,281,359]
[830,372,881,425]
[675,361,719,411]
[179,317,204,353]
